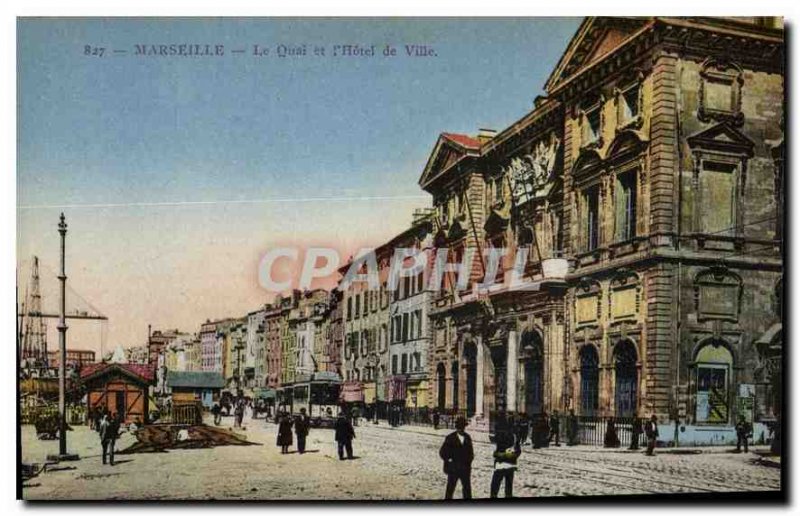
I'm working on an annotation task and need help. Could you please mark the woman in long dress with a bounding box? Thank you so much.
[276,411,293,454]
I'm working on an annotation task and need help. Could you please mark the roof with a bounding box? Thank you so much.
[440,132,481,150]
[166,371,225,389]
[80,362,155,384]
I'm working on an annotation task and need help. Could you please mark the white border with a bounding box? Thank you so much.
[4,1,797,515]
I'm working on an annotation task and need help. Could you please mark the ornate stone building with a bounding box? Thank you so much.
[419,17,783,440]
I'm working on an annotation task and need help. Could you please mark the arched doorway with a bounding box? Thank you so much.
[579,345,599,416]
[614,340,638,417]
[694,340,734,424]
[463,342,477,416]
[437,363,447,410]
[519,331,544,416]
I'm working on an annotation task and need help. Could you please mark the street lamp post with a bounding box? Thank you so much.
[48,213,79,462]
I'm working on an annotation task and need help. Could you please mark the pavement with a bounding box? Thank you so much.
[20,414,782,501]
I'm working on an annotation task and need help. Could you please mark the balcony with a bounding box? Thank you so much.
[541,257,568,282]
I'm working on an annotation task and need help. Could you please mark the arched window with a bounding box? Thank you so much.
[580,345,600,416]
[694,341,733,424]
[614,340,638,417]
[519,331,544,416]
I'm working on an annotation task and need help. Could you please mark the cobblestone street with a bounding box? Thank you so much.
[21,415,781,501]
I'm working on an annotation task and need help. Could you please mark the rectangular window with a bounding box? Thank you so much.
[583,106,601,146]
[615,169,638,242]
[401,354,408,374]
[392,355,398,375]
[583,185,600,251]
[402,313,409,342]
[347,298,352,321]
[701,161,736,235]
[417,271,424,293]
[696,365,729,424]
[620,86,640,123]
[354,295,360,319]
[395,315,403,342]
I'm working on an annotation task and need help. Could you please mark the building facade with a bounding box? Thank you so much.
[416,17,783,442]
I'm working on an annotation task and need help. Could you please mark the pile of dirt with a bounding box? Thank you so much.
[119,424,260,454]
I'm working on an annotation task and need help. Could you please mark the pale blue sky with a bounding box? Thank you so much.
[17,17,580,351]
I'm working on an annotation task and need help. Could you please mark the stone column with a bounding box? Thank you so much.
[507,329,518,413]
[475,337,484,417]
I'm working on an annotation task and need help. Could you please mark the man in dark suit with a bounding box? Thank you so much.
[334,410,355,460]
[99,411,121,466]
[645,414,659,456]
[439,415,474,500]
[294,408,310,454]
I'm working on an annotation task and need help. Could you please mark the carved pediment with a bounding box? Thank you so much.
[419,133,481,190]
[687,122,755,156]
[545,17,650,94]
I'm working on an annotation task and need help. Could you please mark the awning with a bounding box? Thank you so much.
[363,382,376,404]
[254,388,276,400]
[387,376,407,402]
[340,381,364,403]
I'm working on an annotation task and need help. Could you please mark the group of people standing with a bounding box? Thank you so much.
[274,407,357,460]
[211,396,253,428]
[439,411,664,500]
[276,408,310,454]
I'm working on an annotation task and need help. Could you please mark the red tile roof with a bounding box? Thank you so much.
[80,362,156,383]
[441,132,481,150]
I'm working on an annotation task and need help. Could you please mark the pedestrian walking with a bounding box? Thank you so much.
[334,410,355,460]
[629,415,642,450]
[234,401,244,428]
[276,411,293,454]
[99,411,121,465]
[490,414,521,498]
[517,414,530,446]
[295,408,310,454]
[604,419,620,448]
[735,415,753,453]
[645,415,659,456]
[432,408,440,430]
[211,403,222,426]
[532,413,549,448]
[549,411,561,446]
[566,409,579,446]
[439,415,474,500]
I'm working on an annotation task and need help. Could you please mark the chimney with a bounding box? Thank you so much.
[477,128,497,144]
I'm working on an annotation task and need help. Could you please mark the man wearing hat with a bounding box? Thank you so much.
[439,415,474,500]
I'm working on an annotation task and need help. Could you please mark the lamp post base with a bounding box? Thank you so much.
[46,453,80,462]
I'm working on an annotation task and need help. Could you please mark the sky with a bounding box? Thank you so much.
[17,17,580,354]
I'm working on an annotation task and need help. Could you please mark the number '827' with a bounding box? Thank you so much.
[84,45,105,57]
